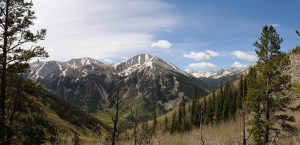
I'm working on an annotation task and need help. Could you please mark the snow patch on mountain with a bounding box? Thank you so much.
[191,67,248,79]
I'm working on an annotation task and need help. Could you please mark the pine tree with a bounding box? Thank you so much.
[211,91,217,123]
[247,25,296,145]
[190,89,198,127]
[229,87,237,118]
[222,82,230,120]
[246,67,265,145]
[0,0,48,142]
[170,112,177,133]
[204,97,213,124]
[237,76,244,109]
[239,76,248,145]
[178,96,187,131]
[215,83,224,121]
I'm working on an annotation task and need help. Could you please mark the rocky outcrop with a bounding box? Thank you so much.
[289,53,300,83]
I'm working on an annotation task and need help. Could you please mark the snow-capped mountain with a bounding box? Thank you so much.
[191,67,248,79]
[28,54,209,115]
[190,67,248,89]
[113,54,190,76]
[29,57,104,80]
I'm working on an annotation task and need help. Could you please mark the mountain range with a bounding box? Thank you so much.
[28,54,210,117]
[191,67,248,89]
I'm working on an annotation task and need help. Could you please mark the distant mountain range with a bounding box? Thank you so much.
[189,67,248,89]
[28,54,210,117]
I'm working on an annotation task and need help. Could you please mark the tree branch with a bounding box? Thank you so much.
[270,130,279,145]
[246,130,253,141]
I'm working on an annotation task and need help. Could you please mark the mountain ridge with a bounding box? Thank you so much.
[188,67,248,89]
[28,54,209,117]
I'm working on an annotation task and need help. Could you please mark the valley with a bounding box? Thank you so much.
[0,0,299,145]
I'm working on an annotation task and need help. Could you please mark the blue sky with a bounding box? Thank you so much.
[33,0,300,72]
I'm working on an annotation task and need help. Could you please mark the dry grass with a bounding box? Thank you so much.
[119,115,300,145]
[58,98,300,145]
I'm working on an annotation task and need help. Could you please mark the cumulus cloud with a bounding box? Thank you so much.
[32,0,177,61]
[183,50,219,61]
[151,40,172,49]
[188,62,216,69]
[231,61,246,68]
[232,51,257,61]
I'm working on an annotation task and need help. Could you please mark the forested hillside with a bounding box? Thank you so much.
[119,26,300,145]
[9,79,107,144]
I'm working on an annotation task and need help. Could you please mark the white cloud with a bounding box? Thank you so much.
[232,51,257,61]
[205,50,219,57]
[269,24,280,28]
[183,50,219,61]
[231,61,246,68]
[32,0,177,61]
[188,62,216,69]
[183,52,211,61]
[151,40,172,49]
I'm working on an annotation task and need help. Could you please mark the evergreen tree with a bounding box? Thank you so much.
[245,67,265,145]
[170,112,177,133]
[178,96,187,131]
[222,82,230,120]
[237,76,244,109]
[238,76,248,145]
[229,87,237,118]
[190,89,198,127]
[0,0,48,142]
[204,97,212,124]
[215,83,224,122]
[247,26,296,145]
[211,91,217,122]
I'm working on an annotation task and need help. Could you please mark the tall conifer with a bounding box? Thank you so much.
[247,26,296,145]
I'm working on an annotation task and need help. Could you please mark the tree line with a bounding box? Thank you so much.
[166,79,244,133]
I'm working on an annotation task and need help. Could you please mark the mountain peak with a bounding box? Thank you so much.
[66,57,103,69]
[113,54,157,75]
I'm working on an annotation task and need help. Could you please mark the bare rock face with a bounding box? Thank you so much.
[289,53,300,83]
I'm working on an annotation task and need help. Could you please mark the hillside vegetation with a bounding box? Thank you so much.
[9,79,108,144]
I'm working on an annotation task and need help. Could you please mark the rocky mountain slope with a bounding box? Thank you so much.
[28,54,209,115]
[288,49,300,83]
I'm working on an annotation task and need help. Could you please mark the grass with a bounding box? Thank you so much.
[120,114,300,145]
[118,97,300,145]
